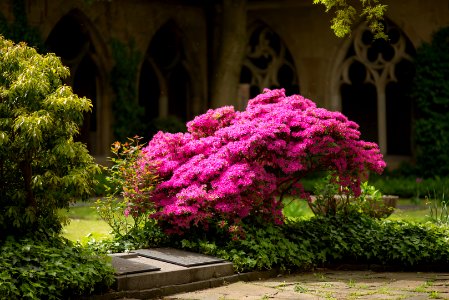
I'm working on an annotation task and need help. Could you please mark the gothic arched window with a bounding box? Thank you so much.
[338,21,415,156]
[46,11,101,154]
[139,20,191,137]
[239,22,299,107]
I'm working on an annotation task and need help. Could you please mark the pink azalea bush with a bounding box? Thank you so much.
[136,89,386,238]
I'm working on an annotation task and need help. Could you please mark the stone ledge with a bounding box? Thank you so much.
[83,269,280,300]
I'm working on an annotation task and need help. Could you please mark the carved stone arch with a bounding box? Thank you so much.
[139,19,193,136]
[331,19,415,160]
[239,20,299,109]
[45,9,111,157]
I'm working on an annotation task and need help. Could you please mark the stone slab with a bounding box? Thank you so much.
[132,248,226,267]
[111,256,161,275]
[115,261,234,291]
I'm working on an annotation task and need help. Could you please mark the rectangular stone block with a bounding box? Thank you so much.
[111,256,161,275]
[133,247,226,267]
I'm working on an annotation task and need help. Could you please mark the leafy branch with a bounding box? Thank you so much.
[314,0,388,39]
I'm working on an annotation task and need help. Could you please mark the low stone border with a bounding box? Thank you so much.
[81,263,449,299]
[81,269,279,300]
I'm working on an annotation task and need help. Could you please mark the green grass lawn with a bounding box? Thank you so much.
[282,197,434,223]
[60,202,111,243]
[388,199,430,223]
[62,197,438,244]
[282,198,315,219]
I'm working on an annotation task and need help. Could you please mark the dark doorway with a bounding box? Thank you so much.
[46,12,99,154]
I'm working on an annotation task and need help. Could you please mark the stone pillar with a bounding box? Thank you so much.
[210,0,247,108]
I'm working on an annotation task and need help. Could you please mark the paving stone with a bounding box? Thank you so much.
[164,270,449,300]
[132,248,226,267]
[111,256,160,275]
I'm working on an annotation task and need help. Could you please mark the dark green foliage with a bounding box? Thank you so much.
[86,220,168,254]
[288,214,449,268]
[177,223,316,273]
[225,225,316,271]
[110,39,146,141]
[0,233,114,299]
[93,137,167,253]
[151,115,187,134]
[90,195,449,273]
[0,36,100,237]
[412,26,449,177]
[0,0,45,51]
[176,214,449,272]
[92,169,112,196]
[369,175,449,199]
[109,41,188,142]
[368,176,418,198]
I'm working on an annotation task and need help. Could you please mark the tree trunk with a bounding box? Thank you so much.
[0,159,3,200]
[21,157,35,210]
[210,0,247,108]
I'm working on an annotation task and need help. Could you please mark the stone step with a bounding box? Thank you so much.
[109,248,234,292]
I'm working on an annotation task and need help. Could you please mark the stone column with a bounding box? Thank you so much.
[210,0,247,108]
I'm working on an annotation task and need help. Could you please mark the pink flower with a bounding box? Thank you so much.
[124,207,130,218]
[133,89,386,237]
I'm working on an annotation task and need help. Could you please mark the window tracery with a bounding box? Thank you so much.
[338,21,415,155]
[239,22,299,105]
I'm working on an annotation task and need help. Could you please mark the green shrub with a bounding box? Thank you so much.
[412,26,449,177]
[0,233,114,299]
[0,36,99,238]
[369,175,449,199]
[426,189,449,225]
[294,172,424,199]
[369,176,417,198]
[304,175,395,219]
[288,214,449,268]
[92,170,113,197]
[94,137,166,252]
[177,223,316,273]
[175,214,449,272]
[85,220,168,254]
[110,40,145,142]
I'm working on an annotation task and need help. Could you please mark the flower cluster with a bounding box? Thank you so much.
[137,89,386,236]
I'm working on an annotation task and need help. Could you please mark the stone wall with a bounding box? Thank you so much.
[1,0,448,167]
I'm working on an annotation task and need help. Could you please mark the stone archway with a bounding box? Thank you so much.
[239,21,299,109]
[333,20,415,157]
[138,20,192,137]
[45,9,109,156]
